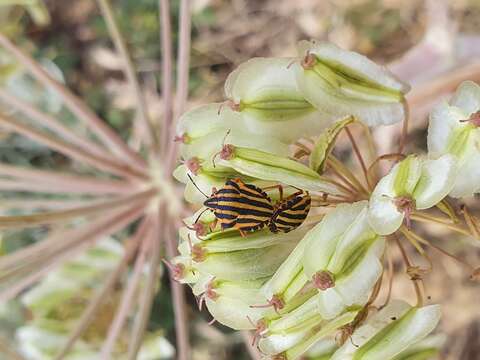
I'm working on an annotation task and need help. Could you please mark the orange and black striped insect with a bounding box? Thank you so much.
[269,190,311,233]
[188,175,311,236]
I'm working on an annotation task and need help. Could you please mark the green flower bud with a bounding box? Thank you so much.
[310,116,355,173]
[176,103,246,142]
[368,154,457,235]
[194,240,299,282]
[305,338,337,360]
[224,57,335,142]
[202,278,269,330]
[294,40,410,127]
[428,80,480,197]
[302,201,384,319]
[218,146,341,194]
[330,300,441,360]
[283,310,359,360]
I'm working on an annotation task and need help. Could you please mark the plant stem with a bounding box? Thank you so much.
[53,216,150,360]
[165,221,190,360]
[97,0,156,150]
[166,0,192,172]
[0,204,147,302]
[327,156,369,197]
[398,100,410,154]
[393,234,423,307]
[345,127,371,190]
[0,188,155,229]
[410,212,471,236]
[0,33,146,167]
[159,0,174,157]
[100,220,152,359]
[0,112,147,179]
[0,163,134,195]
[0,88,116,163]
[128,207,163,359]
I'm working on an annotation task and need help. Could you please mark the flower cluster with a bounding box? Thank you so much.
[172,40,480,359]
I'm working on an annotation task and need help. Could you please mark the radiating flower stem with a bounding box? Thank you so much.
[345,127,371,190]
[398,100,410,154]
[394,234,424,307]
[96,0,157,150]
[0,112,147,179]
[0,88,113,162]
[53,216,151,360]
[0,188,155,229]
[0,163,134,195]
[165,221,190,360]
[0,33,146,167]
[128,207,163,359]
[159,0,174,157]
[100,218,153,359]
[410,212,472,236]
[0,205,147,302]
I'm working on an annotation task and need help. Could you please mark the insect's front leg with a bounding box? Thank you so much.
[262,184,284,201]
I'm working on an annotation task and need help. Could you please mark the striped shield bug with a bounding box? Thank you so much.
[268,190,311,233]
[203,178,274,236]
[187,174,310,236]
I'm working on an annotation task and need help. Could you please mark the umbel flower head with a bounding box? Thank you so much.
[428,80,480,198]
[170,37,462,360]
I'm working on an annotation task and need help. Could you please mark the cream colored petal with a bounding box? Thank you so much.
[450,80,480,116]
[295,40,409,127]
[367,194,404,236]
[297,40,409,93]
[302,201,368,279]
[427,101,466,157]
[413,154,457,209]
[449,149,480,198]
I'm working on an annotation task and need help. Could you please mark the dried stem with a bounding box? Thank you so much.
[0,33,146,167]
[345,127,371,190]
[175,0,191,119]
[380,243,394,309]
[97,0,156,149]
[53,216,151,360]
[100,222,152,359]
[327,156,369,196]
[403,227,474,271]
[0,204,147,302]
[127,207,163,359]
[0,205,145,274]
[0,188,155,229]
[0,88,114,162]
[166,0,192,172]
[0,111,147,179]
[159,0,174,156]
[0,163,133,195]
[394,234,424,307]
[165,221,190,360]
[398,100,410,154]
[410,213,471,236]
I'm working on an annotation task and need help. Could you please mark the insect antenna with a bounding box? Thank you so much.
[187,173,209,198]
[194,208,210,224]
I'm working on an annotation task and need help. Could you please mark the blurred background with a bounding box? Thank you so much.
[1,0,480,359]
